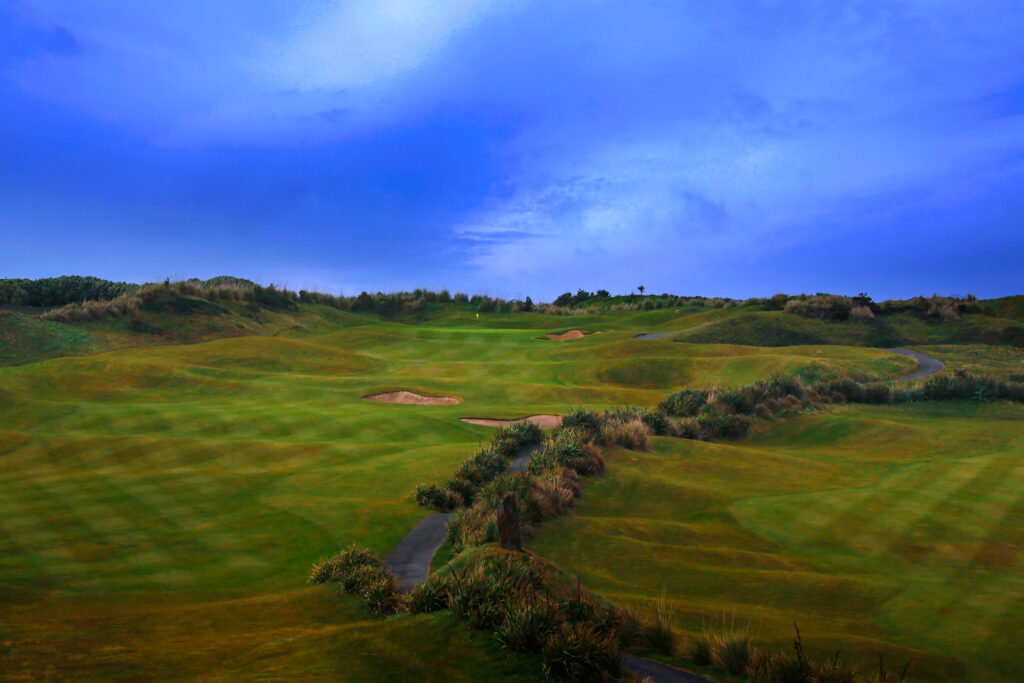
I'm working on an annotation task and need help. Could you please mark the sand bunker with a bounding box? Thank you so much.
[544,329,600,341]
[364,391,460,406]
[461,414,562,429]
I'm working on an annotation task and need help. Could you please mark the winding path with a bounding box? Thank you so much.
[385,512,452,593]
[622,654,710,683]
[887,347,945,381]
[632,331,675,340]
[385,443,711,683]
[384,446,542,591]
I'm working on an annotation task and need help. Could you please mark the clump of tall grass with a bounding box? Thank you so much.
[308,546,401,616]
[659,388,710,416]
[558,408,602,440]
[491,421,544,458]
[690,633,713,665]
[43,293,143,322]
[405,579,448,613]
[496,601,560,651]
[599,416,651,450]
[785,294,855,321]
[542,623,622,682]
[416,422,544,512]
[711,629,751,675]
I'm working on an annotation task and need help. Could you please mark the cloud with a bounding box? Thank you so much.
[257,0,515,91]
[0,5,81,61]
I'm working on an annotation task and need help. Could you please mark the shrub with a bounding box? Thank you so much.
[637,408,668,435]
[309,546,400,616]
[745,647,780,683]
[712,632,751,675]
[356,568,402,616]
[308,545,382,584]
[811,653,857,683]
[445,476,479,507]
[659,388,709,417]
[415,483,459,511]
[714,388,757,415]
[696,409,751,439]
[448,571,504,630]
[639,611,676,656]
[529,431,585,474]
[785,294,853,321]
[850,305,875,321]
[492,421,544,458]
[559,408,602,439]
[542,623,622,682]
[406,579,449,613]
[690,634,713,666]
[495,601,559,652]
[769,655,812,683]
[599,418,650,451]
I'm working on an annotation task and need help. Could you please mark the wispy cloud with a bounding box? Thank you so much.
[258,0,517,91]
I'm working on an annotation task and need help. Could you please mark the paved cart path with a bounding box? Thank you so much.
[887,347,945,381]
[385,443,712,683]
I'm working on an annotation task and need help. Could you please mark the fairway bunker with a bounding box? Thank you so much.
[543,329,600,340]
[461,414,562,429]
[363,391,460,405]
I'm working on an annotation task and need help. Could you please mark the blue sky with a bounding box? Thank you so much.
[1,1,1022,300]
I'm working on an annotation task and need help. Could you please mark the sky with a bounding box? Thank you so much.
[1,1,1022,300]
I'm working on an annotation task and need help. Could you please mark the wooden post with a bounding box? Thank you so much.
[496,492,522,551]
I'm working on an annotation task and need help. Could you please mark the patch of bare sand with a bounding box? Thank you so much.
[461,414,562,429]
[544,329,600,340]
[364,391,460,405]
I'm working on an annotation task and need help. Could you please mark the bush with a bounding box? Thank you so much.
[745,648,780,683]
[542,623,622,682]
[811,653,857,683]
[492,421,544,458]
[690,634,713,666]
[785,294,853,321]
[406,579,448,613]
[769,655,812,683]
[309,546,400,616]
[640,615,676,656]
[599,418,650,451]
[308,545,383,584]
[448,571,504,630]
[712,632,751,675]
[495,601,559,652]
[356,568,402,616]
[445,476,479,507]
[559,408,602,439]
[696,409,751,439]
[528,431,585,474]
[659,388,709,417]
[415,483,459,511]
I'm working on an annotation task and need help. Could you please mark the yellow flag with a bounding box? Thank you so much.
[475,313,480,318]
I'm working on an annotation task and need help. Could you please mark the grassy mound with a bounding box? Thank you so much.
[676,310,1024,348]
[0,314,95,366]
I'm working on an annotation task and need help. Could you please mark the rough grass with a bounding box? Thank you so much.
[529,401,1024,682]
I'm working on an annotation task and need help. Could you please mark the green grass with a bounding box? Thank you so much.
[0,314,96,366]
[675,310,1024,348]
[0,303,1012,679]
[529,401,1024,682]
